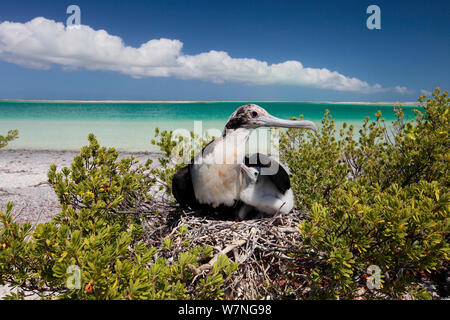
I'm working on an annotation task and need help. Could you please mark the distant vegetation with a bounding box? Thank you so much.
[0,88,448,300]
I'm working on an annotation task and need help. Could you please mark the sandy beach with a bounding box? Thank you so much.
[0,149,159,224]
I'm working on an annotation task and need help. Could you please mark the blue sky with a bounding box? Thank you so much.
[0,0,448,101]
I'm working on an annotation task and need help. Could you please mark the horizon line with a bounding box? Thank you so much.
[0,99,420,105]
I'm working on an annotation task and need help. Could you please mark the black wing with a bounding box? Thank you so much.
[171,164,200,209]
[171,139,216,209]
[244,153,291,194]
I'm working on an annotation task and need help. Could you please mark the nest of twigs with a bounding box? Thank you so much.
[140,195,312,299]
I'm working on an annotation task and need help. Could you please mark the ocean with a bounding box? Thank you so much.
[0,101,421,152]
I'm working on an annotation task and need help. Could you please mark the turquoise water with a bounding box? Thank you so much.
[0,101,421,152]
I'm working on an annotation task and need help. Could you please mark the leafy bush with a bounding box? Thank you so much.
[150,128,212,195]
[280,88,449,299]
[0,129,18,149]
[0,134,237,299]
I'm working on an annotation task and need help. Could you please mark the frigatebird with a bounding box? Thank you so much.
[171,104,317,217]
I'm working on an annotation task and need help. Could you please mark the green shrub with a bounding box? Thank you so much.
[0,129,18,149]
[279,111,351,209]
[280,88,449,299]
[150,128,213,195]
[300,181,448,299]
[0,134,237,299]
[381,89,449,188]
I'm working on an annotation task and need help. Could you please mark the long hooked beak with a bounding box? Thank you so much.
[259,114,318,133]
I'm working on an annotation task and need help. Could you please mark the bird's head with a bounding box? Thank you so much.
[224,104,318,132]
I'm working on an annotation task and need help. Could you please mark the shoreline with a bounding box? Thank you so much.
[0,99,419,105]
[2,147,163,154]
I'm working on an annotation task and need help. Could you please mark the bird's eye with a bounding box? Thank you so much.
[251,111,258,118]
[254,172,258,176]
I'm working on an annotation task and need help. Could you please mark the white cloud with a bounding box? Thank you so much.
[420,89,432,96]
[0,17,405,93]
[394,86,408,94]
